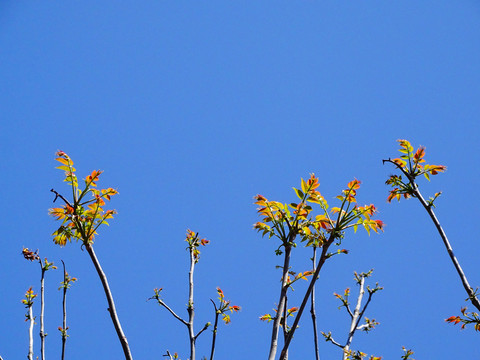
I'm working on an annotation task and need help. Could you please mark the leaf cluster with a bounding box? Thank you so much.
[385,140,446,203]
[49,151,118,246]
[445,307,480,331]
[21,287,37,308]
[185,229,209,263]
[254,174,383,253]
[214,287,241,325]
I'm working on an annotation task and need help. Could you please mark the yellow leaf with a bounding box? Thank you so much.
[55,157,71,165]
[301,178,307,193]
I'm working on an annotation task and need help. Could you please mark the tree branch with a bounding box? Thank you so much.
[85,244,133,360]
[187,248,196,360]
[39,263,46,360]
[310,246,320,360]
[343,275,366,358]
[279,234,335,360]
[50,188,73,208]
[61,260,67,360]
[268,242,293,360]
[384,157,480,312]
[28,304,34,360]
[194,322,210,341]
[412,186,480,311]
[157,299,188,326]
[209,300,219,360]
[163,350,174,360]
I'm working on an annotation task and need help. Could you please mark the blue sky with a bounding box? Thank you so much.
[1,1,480,359]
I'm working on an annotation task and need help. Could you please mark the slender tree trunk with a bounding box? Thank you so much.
[279,237,334,360]
[310,247,320,360]
[39,270,46,360]
[188,248,196,360]
[343,276,365,359]
[85,244,133,360]
[281,296,288,360]
[39,267,46,360]
[268,243,292,360]
[28,305,34,360]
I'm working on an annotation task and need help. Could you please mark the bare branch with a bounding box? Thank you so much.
[156,299,188,326]
[384,154,480,312]
[187,248,196,360]
[268,242,293,360]
[321,331,343,348]
[279,233,336,360]
[50,188,73,208]
[310,247,320,360]
[195,322,210,341]
[209,300,219,360]
[413,187,480,312]
[322,272,382,359]
[343,275,366,357]
[163,350,174,360]
[27,303,34,360]
[85,244,132,360]
[61,260,67,360]
[39,262,46,360]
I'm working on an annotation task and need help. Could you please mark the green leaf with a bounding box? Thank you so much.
[293,188,304,200]
[56,165,75,171]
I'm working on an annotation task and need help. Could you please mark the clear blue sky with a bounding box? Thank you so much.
[1,1,480,359]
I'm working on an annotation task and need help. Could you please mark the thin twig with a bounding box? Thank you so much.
[154,240,210,360]
[322,272,380,359]
[50,189,73,208]
[209,300,219,360]
[157,300,188,326]
[356,292,375,330]
[163,350,174,360]
[323,333,343,349]
[61,260,67,360]
[345,304,354,319]
[194,322,210,340]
